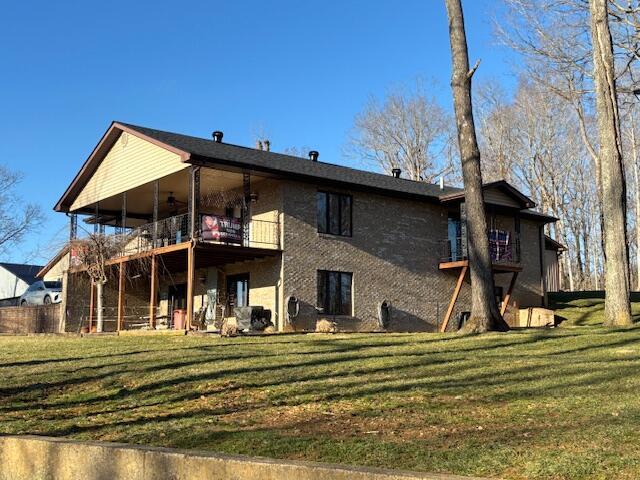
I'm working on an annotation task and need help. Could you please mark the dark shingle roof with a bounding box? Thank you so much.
[118,122,462,201]
[0,263,44,285]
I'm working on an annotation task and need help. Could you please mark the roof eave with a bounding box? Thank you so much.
[438,180,536,209]
[188,153,446,204]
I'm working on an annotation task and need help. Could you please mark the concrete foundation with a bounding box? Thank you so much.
[0,435,487,480]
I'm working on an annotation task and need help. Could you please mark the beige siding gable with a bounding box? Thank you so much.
[70,132,186,211]
[484,187,522,208]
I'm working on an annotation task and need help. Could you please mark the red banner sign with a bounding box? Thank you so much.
[201,215,243,244]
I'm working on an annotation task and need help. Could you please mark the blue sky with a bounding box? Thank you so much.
[0,0,517,264]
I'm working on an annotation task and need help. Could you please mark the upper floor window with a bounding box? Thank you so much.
[317,191,352,236]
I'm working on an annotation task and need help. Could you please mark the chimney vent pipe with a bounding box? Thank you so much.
[212,131,223,143]
[392,168,401,178]
[309,150,319,162]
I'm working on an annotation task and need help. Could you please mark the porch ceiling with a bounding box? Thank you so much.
[76,169,267,228]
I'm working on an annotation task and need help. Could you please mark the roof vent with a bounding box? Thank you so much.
[212,131,223,143]
[309,150,319,162]
[392,168,401,178]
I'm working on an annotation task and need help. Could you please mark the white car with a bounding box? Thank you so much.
[19,280,62,306]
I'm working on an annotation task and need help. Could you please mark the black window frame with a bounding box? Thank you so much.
[316,191,352,237]
[317,270,353,316]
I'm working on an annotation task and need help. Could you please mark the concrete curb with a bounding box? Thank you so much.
[0,435,491,480]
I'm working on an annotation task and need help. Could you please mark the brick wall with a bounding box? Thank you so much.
[281,181,449,332]
[279,181,546,332]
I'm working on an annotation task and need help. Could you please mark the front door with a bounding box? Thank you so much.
[226,274,249,311]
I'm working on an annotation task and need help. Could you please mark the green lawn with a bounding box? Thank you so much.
[2,310,640,479]
[549,291,640,326]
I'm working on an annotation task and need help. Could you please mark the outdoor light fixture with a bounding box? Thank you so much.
[249,192,259,203]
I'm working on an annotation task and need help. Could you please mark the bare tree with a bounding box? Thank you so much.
[72,233,132,332]
[0,165,41,257]
[477,77,601,291]
[346,81,457,182]
[445,0,509,333]
[589,0,633,325]
[623,107,640,290]
[498,0,640,291]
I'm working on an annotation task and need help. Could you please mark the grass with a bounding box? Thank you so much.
[549,291,640,326]
[2,297,640,479]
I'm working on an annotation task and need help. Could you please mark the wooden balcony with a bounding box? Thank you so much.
[439,232,522,272]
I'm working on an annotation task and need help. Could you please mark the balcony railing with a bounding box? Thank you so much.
[441,230,521,264]
[120,213,189,256]
[116,213,280,257]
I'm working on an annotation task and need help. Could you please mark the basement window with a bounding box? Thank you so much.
[317,270,353,316]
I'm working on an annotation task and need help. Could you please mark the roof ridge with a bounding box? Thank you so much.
[118,121,453,191]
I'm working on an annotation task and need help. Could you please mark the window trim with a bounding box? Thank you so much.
[317,269,353,316]
[316,191,353,237]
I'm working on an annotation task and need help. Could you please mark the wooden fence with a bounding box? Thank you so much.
[0,305,61,334]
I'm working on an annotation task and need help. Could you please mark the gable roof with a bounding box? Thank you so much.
[545,235,566,251]
[0,263,44,285]
[54,121,554,224]
[36,245,69,279]
[55,121,461,212]
[439,180,536,209]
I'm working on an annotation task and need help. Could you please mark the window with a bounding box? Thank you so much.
[317,270,353,315]
[227,273,249,308]
[317,191,352,236]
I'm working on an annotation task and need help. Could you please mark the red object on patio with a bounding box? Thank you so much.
[173,309,186,330]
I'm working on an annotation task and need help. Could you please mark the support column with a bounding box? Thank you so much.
[188,166,201,240]
[242,172,251,246]
[120,192,127,234]
[501,271,519,316]
[440,265,468,333]
[94,203,99,234]
[149,255,157,329]
[117,262,126,332]
[186,242,195,330]
[153,180,159,246]
[69,214,78,241]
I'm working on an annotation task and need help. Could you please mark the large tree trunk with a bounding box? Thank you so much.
[445,0,508,333]
[589,0,632,326]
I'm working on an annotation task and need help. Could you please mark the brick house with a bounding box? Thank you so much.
[54,122,557,333]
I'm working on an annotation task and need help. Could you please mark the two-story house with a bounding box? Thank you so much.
[53,121,557,333]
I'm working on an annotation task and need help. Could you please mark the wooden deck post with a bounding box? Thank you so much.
[440,265,468,333]
[117,262,126,332]
[88,279,95,332]
[501,271,519,316]
[186,242,195,330]
[149,255,157,329]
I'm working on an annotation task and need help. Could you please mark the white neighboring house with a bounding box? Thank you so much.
[0,263,44,306]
